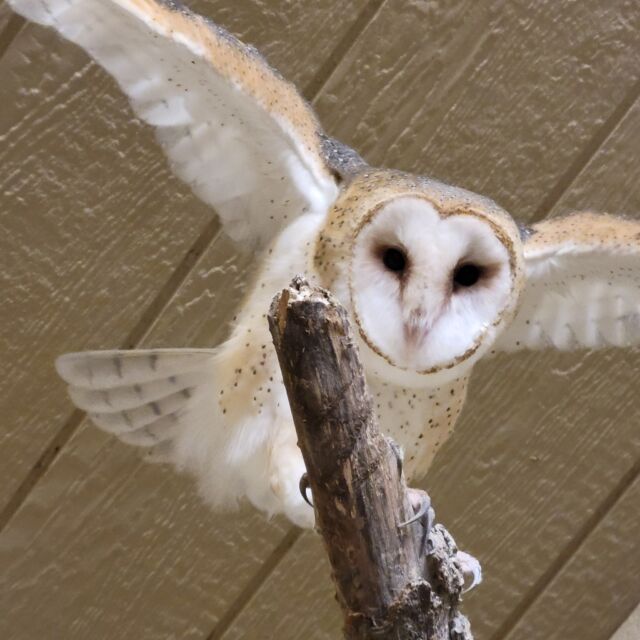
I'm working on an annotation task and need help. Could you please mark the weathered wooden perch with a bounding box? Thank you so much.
[268,276,473,640]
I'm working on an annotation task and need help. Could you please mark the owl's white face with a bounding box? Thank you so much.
[349,197,517,386]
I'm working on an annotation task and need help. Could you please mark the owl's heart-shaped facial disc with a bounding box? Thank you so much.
[350,197,517,386]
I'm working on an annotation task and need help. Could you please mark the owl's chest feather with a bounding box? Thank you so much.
[369,377,468,480]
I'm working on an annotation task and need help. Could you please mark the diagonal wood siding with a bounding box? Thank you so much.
[0,1,638,639]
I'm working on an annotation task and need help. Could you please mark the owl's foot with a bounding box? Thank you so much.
[456,550,483,592]
[399,488,434,556]
[400,489,482,591]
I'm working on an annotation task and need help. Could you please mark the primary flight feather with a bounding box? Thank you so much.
[9,0,640,530]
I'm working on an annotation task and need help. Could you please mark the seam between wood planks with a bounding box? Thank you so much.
[0,9,25,61]
[302,0,386,100]
[493,457,640,640]
[399,0,507,163]
[0,409,86,533]
[531,78,640,223]
[205,527,303,640]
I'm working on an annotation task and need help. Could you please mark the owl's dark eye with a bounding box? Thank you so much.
[453,263,483,288]
[382,247,407,273]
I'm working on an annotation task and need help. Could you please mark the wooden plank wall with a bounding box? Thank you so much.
[1,1,638,639]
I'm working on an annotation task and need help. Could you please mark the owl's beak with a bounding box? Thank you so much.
[404,324,426,346]
[402,279,449,350]
[403,310,430,347]
[403,295,449,349]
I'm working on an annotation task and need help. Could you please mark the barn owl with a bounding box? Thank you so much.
[9,1,640,538]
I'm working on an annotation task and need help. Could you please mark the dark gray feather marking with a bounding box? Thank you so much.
[122,411,133,428]
[149,354,158,371]
[169,375,177,384]
[143,427,158,443]
[182,388,192,399]
[620,313,640,336]
[319,134,367,182]
[113,355,123,379]
[150,401,162,416]
[518,222,536,241]
[102,390,112,408]
[133,384,143,397]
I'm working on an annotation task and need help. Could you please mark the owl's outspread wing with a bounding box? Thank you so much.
[495,213,640,352]
[56,349,217,449]
[55,347,258,510]
[8,0,339,247]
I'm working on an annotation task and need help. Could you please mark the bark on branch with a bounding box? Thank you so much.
[268,277,473,640]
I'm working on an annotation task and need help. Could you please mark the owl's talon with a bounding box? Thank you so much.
[399,494,431,527]
[399,488,433,528]
[399,488,434,555]
[388,438,404,478]
[457,550,483,592]
[299,473,313,507]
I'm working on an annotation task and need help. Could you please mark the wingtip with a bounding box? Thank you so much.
[54,350,105,386]
[54,352,78,383]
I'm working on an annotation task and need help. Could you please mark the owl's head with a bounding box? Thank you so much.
[316,171,525,387]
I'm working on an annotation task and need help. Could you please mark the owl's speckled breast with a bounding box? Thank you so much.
[369,375,469,479]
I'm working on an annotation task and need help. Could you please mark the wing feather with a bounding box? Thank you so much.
[8,0,339,247]
[56,347,254,507]
[495,213,640,352]
[57,348,217,388]
[56,349,217,446]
